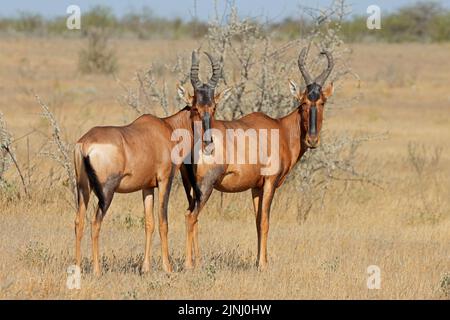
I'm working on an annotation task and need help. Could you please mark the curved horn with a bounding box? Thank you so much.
[204,52,220,88]
[298,47,313,86]
[190,51,202,89]
[314,50,334,86]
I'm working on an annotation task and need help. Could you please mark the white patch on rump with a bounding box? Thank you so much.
[86,144,121,179]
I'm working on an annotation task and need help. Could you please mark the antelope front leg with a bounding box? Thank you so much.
[185,171,217,269]
[256,183,276,270]
[141,188,155,273]
[158,178,173,273]
[185,212,204,269]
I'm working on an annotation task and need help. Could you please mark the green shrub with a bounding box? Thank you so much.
[0,2,449,42]
[78,28,118,74]
[82,5,117,32]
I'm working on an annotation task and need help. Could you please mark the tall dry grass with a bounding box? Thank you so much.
[0,36,449,299]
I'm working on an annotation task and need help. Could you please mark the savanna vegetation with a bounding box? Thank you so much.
[0,0,449,299]
[0,1,449,42]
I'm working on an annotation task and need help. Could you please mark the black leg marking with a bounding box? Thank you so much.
[100,174,122,216]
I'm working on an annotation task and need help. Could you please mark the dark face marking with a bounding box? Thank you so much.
[194,84,215,106]
[309,105,317,136]
[192,84,216,149]
[306,83,321,137]
[202,111,212,143]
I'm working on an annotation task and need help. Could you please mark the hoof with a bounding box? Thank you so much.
[184,263,194,270]
[256,262,268,271]
[141,263,151,274]
[194,258,203,268]
[93,269,102,277]
[163,264,173,273]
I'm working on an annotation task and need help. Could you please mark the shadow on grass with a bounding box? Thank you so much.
[62,246,255,276]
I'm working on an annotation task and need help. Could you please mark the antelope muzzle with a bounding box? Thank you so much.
[306,105,319,148]
[202,111,214,155]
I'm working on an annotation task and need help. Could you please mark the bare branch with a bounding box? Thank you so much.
[35,95,77,207]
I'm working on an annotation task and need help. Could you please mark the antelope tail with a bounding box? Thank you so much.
[82,155,105,211]
[74,143,105,211]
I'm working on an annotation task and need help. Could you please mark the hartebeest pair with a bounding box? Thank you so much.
[74,48,334,275]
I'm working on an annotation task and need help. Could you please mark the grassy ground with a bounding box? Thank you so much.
[0,37,449,299]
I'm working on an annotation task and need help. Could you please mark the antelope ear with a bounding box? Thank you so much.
[214,87,232,104]
[177,84,193,106]
[289,80,299,99]
[322,82,334,98]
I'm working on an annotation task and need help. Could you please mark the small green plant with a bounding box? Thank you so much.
[122,289,139,300]
[113,212,143,230]
[321,256,341,273]
[20,241,53,268]
[439,273,450,298]
[0,181,19,203]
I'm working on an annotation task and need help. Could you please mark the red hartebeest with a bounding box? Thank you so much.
[73,52,228,275]
[178,48,334,269]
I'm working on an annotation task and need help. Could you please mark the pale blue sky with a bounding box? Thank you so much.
[1,0,449,20]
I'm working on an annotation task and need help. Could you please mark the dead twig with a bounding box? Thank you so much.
[35,94,77,207]
[1,145,29,197]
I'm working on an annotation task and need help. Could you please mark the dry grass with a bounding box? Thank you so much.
[0,37,449,299]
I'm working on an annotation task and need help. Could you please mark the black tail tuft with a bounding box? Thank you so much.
[83,156,105,211]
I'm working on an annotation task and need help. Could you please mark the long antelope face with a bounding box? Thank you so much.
[178,51,231,153]
[289,48,334,149]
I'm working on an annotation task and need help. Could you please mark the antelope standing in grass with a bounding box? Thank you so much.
[178,48,334,269]
[73,52,228,275]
